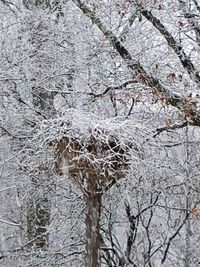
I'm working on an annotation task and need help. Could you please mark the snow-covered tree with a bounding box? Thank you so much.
[0,0,200,266]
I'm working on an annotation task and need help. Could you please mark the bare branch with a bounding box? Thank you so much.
[119,8,138,41]
[88,80,137,99]
[192,0,200,13]
[153,121,188,138]
[126,97,135,118]
[0,0,19,15]
[0,218,20,227]
[161,212,190,264]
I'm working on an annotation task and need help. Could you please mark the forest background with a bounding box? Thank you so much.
[0,0,200,266]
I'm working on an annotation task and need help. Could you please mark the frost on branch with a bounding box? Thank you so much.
[39,109,142,194]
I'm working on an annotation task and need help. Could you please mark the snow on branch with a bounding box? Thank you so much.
[137,3,200,85]
[71,0,200,128]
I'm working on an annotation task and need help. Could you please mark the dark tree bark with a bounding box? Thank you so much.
[85,192,102,267]
[27,196,50,250]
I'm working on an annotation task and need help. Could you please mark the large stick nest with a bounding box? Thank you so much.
[40,109,143,192]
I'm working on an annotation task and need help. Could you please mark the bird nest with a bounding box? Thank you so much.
[40,109,141,194]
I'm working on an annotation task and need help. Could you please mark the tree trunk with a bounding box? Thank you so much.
[27,195,50,250]
[85,193,102,267]
[25,15,56,251]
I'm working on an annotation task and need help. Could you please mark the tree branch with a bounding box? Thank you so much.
[119,8,138,42]
[124,200,135,264]
[161,212,190,264]
[71,0,200,128]
[138,4,200,84]
[153,121,189,138]
[192,0,200,13]
[0,218,20,227]
[178,0,200,47]
[88,80,137,99]
[0,0,19,15]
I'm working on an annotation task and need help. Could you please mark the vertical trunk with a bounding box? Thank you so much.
[26,90,54,250]
[184,198,191,267]
[27,195,50,250]
[27,174,51,251]
[85,193,102,267]
[24,10,56,251]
